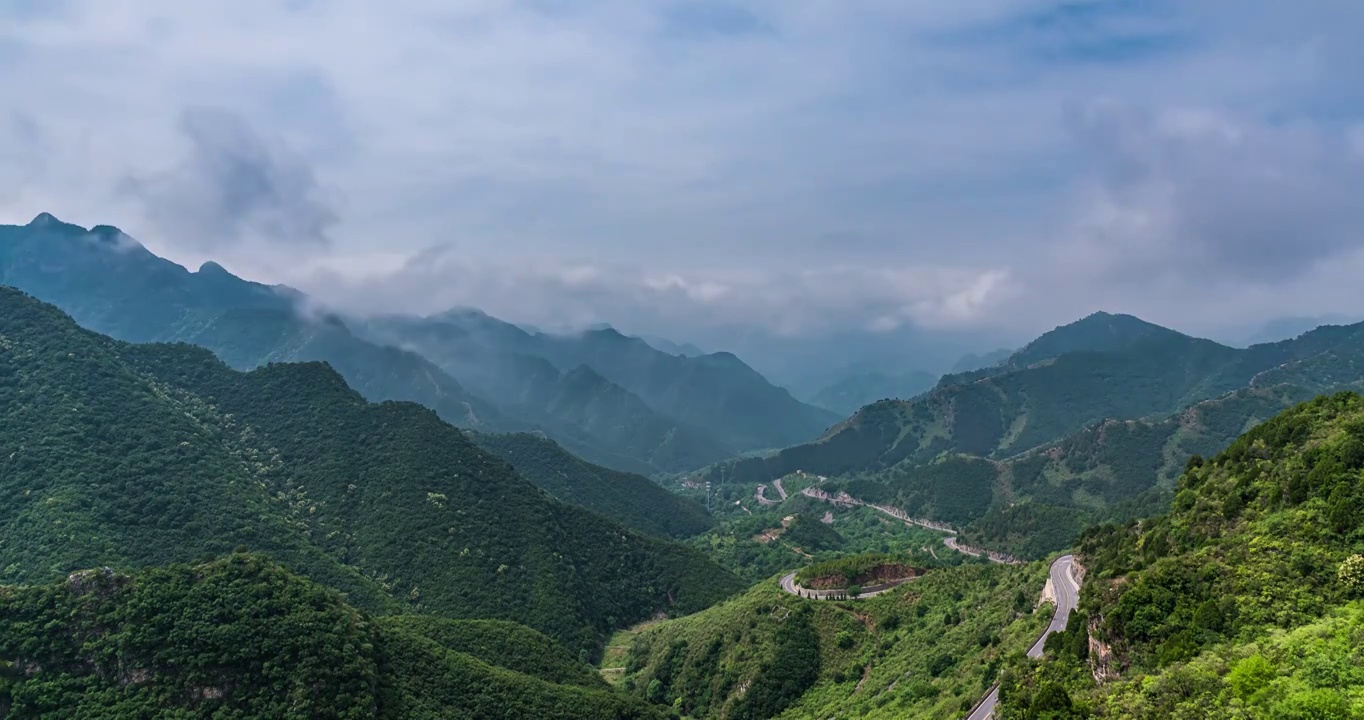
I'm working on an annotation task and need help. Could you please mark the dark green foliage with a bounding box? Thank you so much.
[962,505,1093,560]
[781,513,846,553]
[470,432,714,538]
[379,617,608,689]
[0,556,661,719]
[727,607,821,720]
[833,456,999,525]
[0,288,740,657]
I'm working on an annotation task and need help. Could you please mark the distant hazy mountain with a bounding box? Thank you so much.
[810,369,938,415]
[0,214,833,475]
[358,312,840,466]
[1238,314,1363,346]
[638,333,706,357]
[949,347,1012,373]
[0,214,504,429]
[707,311,1364,548]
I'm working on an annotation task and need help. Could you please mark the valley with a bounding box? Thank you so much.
[6,5,1361,717]
[4,219,1364,718]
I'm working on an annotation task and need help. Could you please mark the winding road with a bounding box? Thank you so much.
[777,571,918,600]
[965,554,1080,720]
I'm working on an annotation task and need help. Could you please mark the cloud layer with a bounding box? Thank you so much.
[0,0,1361,349]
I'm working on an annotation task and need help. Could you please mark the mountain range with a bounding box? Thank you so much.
[0,214,836,475]
[708,310,1364,556]
[0,287,740,658]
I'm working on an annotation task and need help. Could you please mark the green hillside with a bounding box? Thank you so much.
[621,562,1049,719]
[470,431,715,538]
[0,287,740,656]
[998,393,1364,718]
[704,315,1364,560]
[0,554,663,719]
[0,215,503,431]
[1,215,823,475]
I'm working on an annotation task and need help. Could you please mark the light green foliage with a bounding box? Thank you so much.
[692,498,962,584]
[1340,555,1364,595]
[623,562,1050,719]
[1000,393,1364,719]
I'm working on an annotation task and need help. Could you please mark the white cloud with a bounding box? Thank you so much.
[0,0,1361,345]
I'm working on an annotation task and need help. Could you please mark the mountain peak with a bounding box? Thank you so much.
[1010,311,1186,367]
[197,260,231,276]
[25,212,86,233]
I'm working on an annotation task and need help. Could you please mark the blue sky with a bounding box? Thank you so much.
[1,0,1362,347]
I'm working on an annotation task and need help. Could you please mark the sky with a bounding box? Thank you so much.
[2,0,1363,356]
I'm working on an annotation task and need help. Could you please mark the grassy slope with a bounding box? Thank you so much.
[998,392,1364,718]
[623,562,1051,719]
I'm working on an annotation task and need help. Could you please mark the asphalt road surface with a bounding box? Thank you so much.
[965,554,1080,720]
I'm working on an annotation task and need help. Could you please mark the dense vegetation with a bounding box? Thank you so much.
[702,314,1364,561]
[688,487,966,584]
[0,215,833,475]
[470,432,714,538]
[0,555,664,719]
[0,288,740,658]
[622,562,1050,718]
[998,393,1364,718]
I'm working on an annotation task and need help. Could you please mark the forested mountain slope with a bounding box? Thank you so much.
[469,431,714,538]
[359,311,839,457]
[0,555,664,719]
[999,393,1364,718]
[0,213,502,430]
[0,288,740,656]
[701,315,1364,562]
[1,214,825,474]
[621,561,1050,719]
[709,314,1364,492]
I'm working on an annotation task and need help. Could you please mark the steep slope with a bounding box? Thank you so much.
[951,348,1013,373]
[0,214,503,430]
[540,328,841,451]
[811,369,938,415]
[711,331,1243,485]
[711,318,1364,491]
[470,431,715,538]
[998,392,1364,718]
[621,562,1050,719]
[0,555,663,719]
[960,334,1364,558]
[0,288,740,655]
[363,312,839,458]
